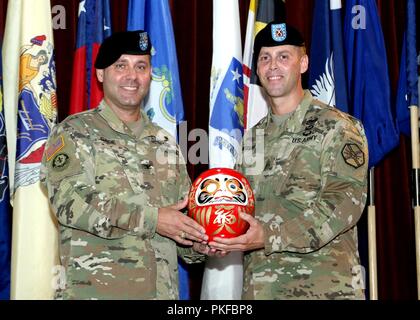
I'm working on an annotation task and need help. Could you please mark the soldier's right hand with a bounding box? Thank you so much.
[157,197,209,246]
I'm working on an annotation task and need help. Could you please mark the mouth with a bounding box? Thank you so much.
[267,75,283,81]
[120,85,139,91]
[214,195,232,200]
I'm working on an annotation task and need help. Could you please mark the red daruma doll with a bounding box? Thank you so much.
[188,168,255,241]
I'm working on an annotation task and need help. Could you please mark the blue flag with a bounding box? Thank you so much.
[396,0,418,136]
[0,48,11,300]
[344,0,399,167]
[127,0,185,140]
[127,0,188,299]
[209,56,244,152]
[309,0,348,112]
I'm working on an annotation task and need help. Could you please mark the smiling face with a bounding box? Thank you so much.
[96,54,152,114]
[256,45,308,99]
[195,173,248,206]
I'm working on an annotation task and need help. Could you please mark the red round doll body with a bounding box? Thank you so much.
[188,168,255,241]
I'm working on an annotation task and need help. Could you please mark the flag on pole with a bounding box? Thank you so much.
[396,0,418,136]
[200,0,244,300]
[243,0,286,130]
[344,0,399,167]
[308,0,348,112]
[0,47,11,300]
[69,0,112,114]
[2,0,59,299]
[127,0,184,139]
[127,0,188,299]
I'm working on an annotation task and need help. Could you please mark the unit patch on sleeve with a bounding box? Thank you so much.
[52,153,70,171]
[341,143,365,169]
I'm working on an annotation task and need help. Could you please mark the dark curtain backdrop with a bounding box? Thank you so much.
[0,0,417,299]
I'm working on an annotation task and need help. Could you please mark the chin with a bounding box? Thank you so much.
[120,97,142,106]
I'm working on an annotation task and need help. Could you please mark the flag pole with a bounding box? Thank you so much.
[367,167,378,300]
[409,105,420,299]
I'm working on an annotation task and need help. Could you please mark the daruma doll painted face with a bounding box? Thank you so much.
[188,168,255,241]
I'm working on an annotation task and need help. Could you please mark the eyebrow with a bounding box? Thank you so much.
[115,58,148,64]
[260,49,293,55]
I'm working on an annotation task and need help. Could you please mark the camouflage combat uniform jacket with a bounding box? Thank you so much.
[40,100,203,300]
[237,90,368,299]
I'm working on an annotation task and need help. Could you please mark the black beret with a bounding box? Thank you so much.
[253,22,305,65]
[95,30,152,69]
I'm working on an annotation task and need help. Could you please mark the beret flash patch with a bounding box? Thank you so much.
[341,143,365,169]
[139,32,149,51]
[271,23,287,42]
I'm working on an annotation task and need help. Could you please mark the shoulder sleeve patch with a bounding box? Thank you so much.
[341,143,365,168]
[46,135,65,161]
[51,153,70,171]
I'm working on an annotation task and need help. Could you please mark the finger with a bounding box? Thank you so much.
[169,197,188,211]
[194,242,210,255]
[208,241,230,251]
[183,222,208,241]
[215,250,228,257]
[177,229,202,246]
[209,245,233,254]
[183,229,208,243]
[209,235,246,250]
[181,214,207,234]
[239,211,255,224]
[176,234,193,246]
[183,220,207,238]
[210,236,237,245]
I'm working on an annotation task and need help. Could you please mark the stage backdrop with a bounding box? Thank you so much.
[0,0,417,299]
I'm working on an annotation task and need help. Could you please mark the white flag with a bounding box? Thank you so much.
[3,0,59,299]
[202,0,244,300]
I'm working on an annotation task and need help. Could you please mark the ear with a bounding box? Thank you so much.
[300,54,309,74]
[96,69,104,83]
[256,63,261,81]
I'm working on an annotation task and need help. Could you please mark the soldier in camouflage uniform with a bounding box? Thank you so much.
[210,22,368,299]
[40,30,210,299]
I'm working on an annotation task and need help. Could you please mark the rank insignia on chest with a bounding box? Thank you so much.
[341,143,365,168]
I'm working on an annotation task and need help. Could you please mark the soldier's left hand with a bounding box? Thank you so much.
[208,211,265,252]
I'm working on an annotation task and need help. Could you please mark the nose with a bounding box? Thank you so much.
[123,66,137,79]
[269,58,278,71]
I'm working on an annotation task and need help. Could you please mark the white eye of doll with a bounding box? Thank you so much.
[206,182,217,193]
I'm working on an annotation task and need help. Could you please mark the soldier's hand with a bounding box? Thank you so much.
[157,197,208,246]
[208,211,264,252]
[193,242,228,258]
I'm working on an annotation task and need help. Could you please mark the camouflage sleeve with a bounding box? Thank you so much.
[40,124,158,240]
[176,149,191,203]
[178,246,207,264]
[264,120,368,254]
[176,149,206,263]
